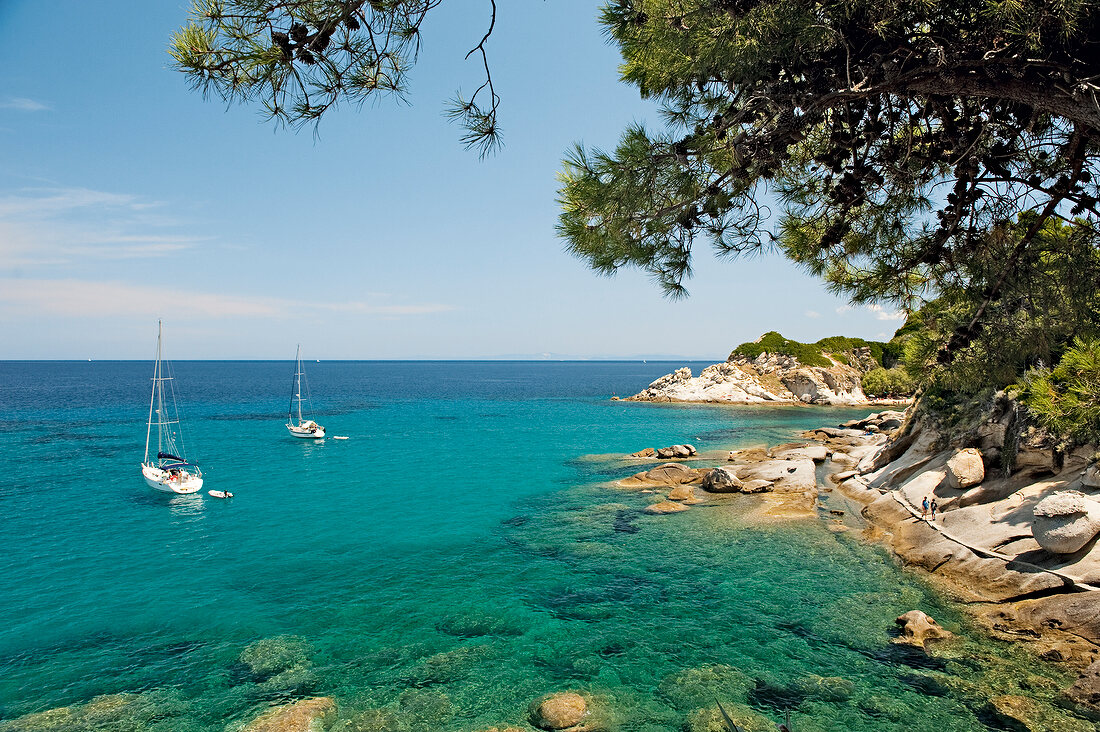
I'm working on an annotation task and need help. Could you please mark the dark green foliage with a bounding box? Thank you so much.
[560,0,1100,321]
[1019,338,1100,444]
[171,0,501,153]
[728,331,894,369]
[900,217,1100,394]
[730,332,833,367]
[862,367,917,398]
[815,336,885,365]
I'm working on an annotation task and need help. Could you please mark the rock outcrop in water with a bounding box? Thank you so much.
[627,355,870,405]
[817,401,1100,716]
[626,332,918,405]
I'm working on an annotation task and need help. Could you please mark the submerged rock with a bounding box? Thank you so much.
[645,500,689,514]
[239,697,336,732]
[667,484,695,501]
[657,663,753,710]
[685,703,775,732]
[529,692,587,730]
[1032,491,1100,554]
[1,690,187,732]
[239,635,312,680]
[398,688,453,728]
[894,610,953,649]
[985,694,1095,732]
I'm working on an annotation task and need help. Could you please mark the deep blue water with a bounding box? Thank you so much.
[0,361,1088,731]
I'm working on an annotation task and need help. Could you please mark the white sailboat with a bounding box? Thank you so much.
[286,345,325,439]
[141,321,204,494]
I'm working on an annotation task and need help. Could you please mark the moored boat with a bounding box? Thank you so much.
[286,345,325,439]
[141,321,203,494]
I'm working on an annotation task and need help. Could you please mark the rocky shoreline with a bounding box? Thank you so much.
[619,407,1100,723]
[621,350,911,406]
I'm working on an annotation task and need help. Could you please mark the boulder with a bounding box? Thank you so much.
[630,447,655,458]
[740,479,773,494]
[645,500,690,514]
[624,463,702,487]
[1032,491,1100,554]
[241,697,336,732]
[893,610,953,649]
[701,467,743,493]
[1083,462,1100,489]
[529,692,587,730]
[944,448,985,490]
[656,444,696,459]
[1066,659,1100,712]
[667,485,694,501]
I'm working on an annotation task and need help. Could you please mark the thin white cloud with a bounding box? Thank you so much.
[804,310,821,319]
[321,301,456,315]
[0,187,152,217]
[0,97,49,112]
[834,303,904,321]
[867,304,904,321]
[0,187,197,268]
[0,278,453,320]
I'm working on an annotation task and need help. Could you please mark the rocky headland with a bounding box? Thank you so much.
[620,403,1100,721]
[624,332,907,406]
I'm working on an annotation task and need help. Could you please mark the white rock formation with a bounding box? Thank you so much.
[627,353,869,405]
[1032,491,1100,555]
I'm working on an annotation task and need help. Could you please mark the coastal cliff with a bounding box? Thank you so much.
[627,355,868,405]
[626,332,895,405]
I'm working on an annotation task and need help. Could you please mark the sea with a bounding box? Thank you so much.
[0,361,1090,731]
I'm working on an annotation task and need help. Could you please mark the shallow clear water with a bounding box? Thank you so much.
[0,361,1088,730]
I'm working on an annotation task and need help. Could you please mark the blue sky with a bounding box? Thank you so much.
[0,1,904,360]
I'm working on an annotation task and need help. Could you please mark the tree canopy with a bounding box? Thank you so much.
[172,0,1100,390]
[170,0,502,154]
[557,0,1100,367]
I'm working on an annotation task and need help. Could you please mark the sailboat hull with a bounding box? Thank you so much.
[142,464,203,494]
[287,423,325,438]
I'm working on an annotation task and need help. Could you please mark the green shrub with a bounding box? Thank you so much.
[861,367,917,397]
[729,331,833,367]
[1019,338,1100,443]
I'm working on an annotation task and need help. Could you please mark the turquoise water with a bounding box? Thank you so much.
[0,361,1088,730]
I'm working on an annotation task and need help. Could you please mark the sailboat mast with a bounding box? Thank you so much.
[296,345,304,423]
[144,321,160,463]
[156,327,166,458]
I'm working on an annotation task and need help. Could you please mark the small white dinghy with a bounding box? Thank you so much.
[208,490,233,499]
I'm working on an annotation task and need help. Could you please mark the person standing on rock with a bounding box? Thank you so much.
[921,496,929,520]
[930,498,939,521]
